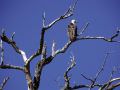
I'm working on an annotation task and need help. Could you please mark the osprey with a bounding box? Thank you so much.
[68,19,77,42]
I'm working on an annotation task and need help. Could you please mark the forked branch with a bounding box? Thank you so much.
[27,0,79,65]
[33,1,79,89]
[0,31,27,62]
[63,55,76,90]
[79,29,120,43]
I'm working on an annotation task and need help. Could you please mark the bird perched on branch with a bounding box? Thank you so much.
[68,19,78,42]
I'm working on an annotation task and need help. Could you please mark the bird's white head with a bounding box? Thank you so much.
[71,19,77,24]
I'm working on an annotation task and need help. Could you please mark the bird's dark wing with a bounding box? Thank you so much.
[69,23,77,37]
[75,26,77,36]
[68,24,71,36]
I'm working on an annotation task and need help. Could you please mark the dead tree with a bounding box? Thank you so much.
[0,0,120,90]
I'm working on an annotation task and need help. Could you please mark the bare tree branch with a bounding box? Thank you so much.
[41,42,47,59]
[32,1,79,89]
[39,28,45,55]
[110,78,120,83]
[111,28,120,40]
[99,67,120,90]
[90,52,110,89]
[53,41,72,57]
[52,40,56,56]
[61,52,120,90]
[26,51,40,65]
[24,64,34,90]
[32,27,120,90]
[99,78,120,90]
[94,53,109,81]
[42,12,46,27]
[0,77,9,90]
[53,29,120,58]
[62,55,103,90]
[33,59,45,90]
[0,39,4,65]
[27,0,120,72]
[89,52,110,89]
[77,52,110,90]
[0,31,20,54]
[0,31,27,62]
[104,67,116,89]
[0,31,33,90]
[78,29,120,43]
[107,82,120,90]
[80,52,120,90]
[70,85,90,89]
[44,0,79,30]
[41,29,120,67]
[81,74,93,82]
[0,64,24,71]
[63,55,76,90]
[0,0,120,90]
[27,0,79,64]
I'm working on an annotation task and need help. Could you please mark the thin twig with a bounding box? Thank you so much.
[54,41,72,57]
[79,29,120,43]
[94,52,110,82]
[79,22,89,35]
[33,1,79,89]
[52,40,56,56]
[80,52,111,90]
[0,77,9,90]
[42,12,46,27]
[0,31,27,62]
[108,82,120,90]
[81,74,93,82]
[63,55,76,90]
[0,39,4,65]
[104,67,117,89]
[78,36,120,43]
[44,0,79,30]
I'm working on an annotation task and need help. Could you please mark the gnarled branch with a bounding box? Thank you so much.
[32,1,79,89]
[27,0,79,65]
[0,31,27,62]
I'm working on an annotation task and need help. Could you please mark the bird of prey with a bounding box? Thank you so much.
[68,19,77,42]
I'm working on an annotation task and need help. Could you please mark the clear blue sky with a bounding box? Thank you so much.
[0,0,120,90]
